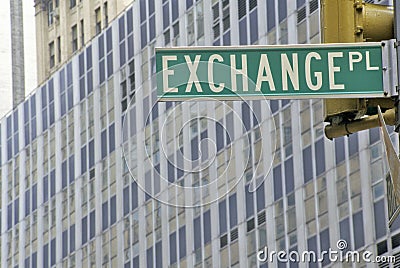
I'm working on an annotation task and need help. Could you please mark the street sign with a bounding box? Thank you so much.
[156,43,389,101]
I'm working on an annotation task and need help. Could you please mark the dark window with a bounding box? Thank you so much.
[179,226,186,259]
[219,199,227,234]
[348,134,359,156]
[43,243,49,268]
[250,10,258,44]
[369,127,380,144]
[229,194,238,227]
[320,229,330,266]
[273,165,282,201]
[123,186,130,215]
[239,19,247,45]
[155,241,162,268]
[82,216,88,244]
[353,211,365,249]
[72,24,78,52]
[43,175,49,203]
[169,232,177,264]
[278,0,287,22]
[285,157,294,193]
[245,186,254,219]
[256,184,265,212]
[90,211,95,239]
[315,139,325,176]
[132,182,138,209]
[335,137,345,164]
[110,195,116,225]
[69,155,75,183]
[81,145,87,174]
[62,230,68,258]
[339,217,351,251]
[70,224,75,253]
[32,184,37,211]
[14,198,19,224]
[49,42,55,68]
[303,146,313,182]
[374,200,386,238]
[50,170,56,197]
[109,123,115,153]
[204,210,211,244]
[267,0,276,31]
[50,238,56,265]
[102,201,109,230]
[70,0,76,9]
[25,189,30,216]
[193,216,201,249]
[101,129,107,158]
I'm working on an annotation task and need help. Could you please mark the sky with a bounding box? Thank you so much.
[0,1,37,118]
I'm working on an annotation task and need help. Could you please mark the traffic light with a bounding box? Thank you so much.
[321,0,395,139]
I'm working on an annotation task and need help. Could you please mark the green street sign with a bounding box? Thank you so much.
[156,43,388,101]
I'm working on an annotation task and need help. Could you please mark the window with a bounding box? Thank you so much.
[48,1,54,25]
[80,20,84,46]
[104,2,108,27]
[72,25,78,52]
[49,42,55,68]
[57,36,61,63]
[95,8,101,34]
[70,0,76,9]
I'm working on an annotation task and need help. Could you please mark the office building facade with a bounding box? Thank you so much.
[1,0,399,267]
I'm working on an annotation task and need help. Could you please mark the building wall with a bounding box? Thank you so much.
[1,0,400,268]
[34,0,133,85]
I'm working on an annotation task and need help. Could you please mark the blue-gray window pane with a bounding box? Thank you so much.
[285,157,294,194]
[82,216,88,244]
[80,77,85,100]
[49,103,55,125]
[110,195,116,225]
[43,175,49,203]
[353,211,365,249]
[245,186,254,219]
[89,140,95,167]
[79,53,85,76]
[87,70,93,93]
[194,216,201,249]
[102,201,109,230]
[62,160,67,189]
[41,86,47,109]
[369,128,379,144]
[239,19,247,45]
[303,146,312,182]
[31,118,37,140]
[107,53,113,78]
[98,35,104,59]
[32,184,37,211]
[90,211,95,238]
[50,170,56,197]
[219,199,227,234]
[7,204,12,229]
[86,46,92,70]
[43,244,49,268]
[69,155,74,183]
[156,241,162,268]
[14,198,19,224]
[109,123,115,153]
[101,129,107,159]
[67,62,73,86]
[257,184,265,212]
[148,0,155,15]
[179,227,186,259]
[348,134,359,156]
[163,4,170,29]
[267,0,276,31]
[62,230,68,258]
[229,194,238,227]
[171,0,178,21]
[119,16,126,41]
[339,217,351,251]
[106,28,112,52]
[61,94,66,116]
[278,0,287,22]
[49,79,54,100]
[191,138,198,161]
[120,42,126,67]
[31,95,36,117]
[315,139,325,176]
[99,60,105,83]
[141,23,147,49]
[132,182,138,209]
[127,8,133,34]
[128,35,134,59]
[335,137,345,164]
[59,69,65,93]
[297,0,305,8]
[123,187,130,215]
[170,232,177,264]
[320,229,330,266]
[250,9,258,44]
[374,200,386,238]
[67,87,73,110]
[81,146,87,174]
[140,0,146,23]
[149,15,156,41]
[50,239,56,265]
[216,122,224,151]
[223,31,231,45]
[32,252,37,268]
[25,189,30,216]
[273,165,282,201]
[242,102,251,131]
[307,236,317,266]
[70,224,75,253]
[204,210,211,244]
[186,0,193,10]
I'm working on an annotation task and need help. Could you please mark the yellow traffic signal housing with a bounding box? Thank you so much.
[322,0,394,139]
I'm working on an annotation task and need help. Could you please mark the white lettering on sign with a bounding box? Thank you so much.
[208,54,225,92]
[281,53,299,91]
[230,54,248,92]
[366,51,379,71]
[305,52,322,91]
[349,51,362,71]
[328,52,345,90]
[162,55,178,92]
[255,54,275,91]
[185,55,203,92]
